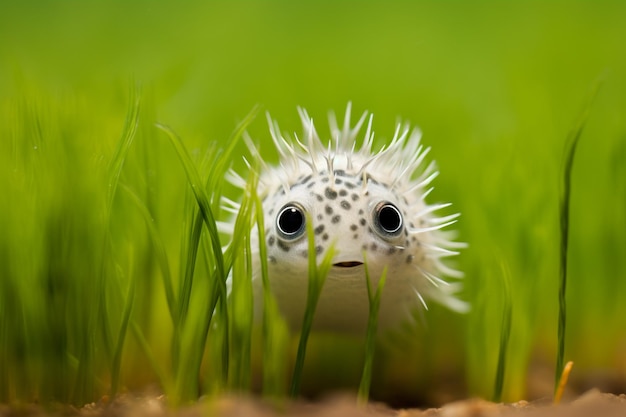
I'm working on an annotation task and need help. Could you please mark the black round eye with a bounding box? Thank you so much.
[374,202,403,237]
[277,203,306,240]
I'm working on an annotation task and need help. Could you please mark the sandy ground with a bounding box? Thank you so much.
[3,390,626,417]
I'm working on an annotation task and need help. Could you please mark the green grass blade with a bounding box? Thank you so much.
[99,85,142,365]
[177,209,205,326]
[290,214,336,398]
[156,123,225,281]
[110,262,136,399]
[196,109,259,392]
[106,83,141,210]
[201,232,230,386]
[206,105,260,213]
[228,233,252,391]
[176,144,217,328]
[358,258,387,405]
[555,75,604,391]
[493,262,512,403]
[227,169,258,391]
[254,191,289,398]
[119,183,177,324]
[169,205,202,387]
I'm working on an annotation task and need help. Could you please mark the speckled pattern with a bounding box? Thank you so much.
[263,171,416,261]
[228,104,467,333]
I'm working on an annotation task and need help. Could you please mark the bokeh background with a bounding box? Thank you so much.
[1,0,625,407]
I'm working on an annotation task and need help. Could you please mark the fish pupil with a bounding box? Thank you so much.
[277,204,306,238]
[376,203,403,235]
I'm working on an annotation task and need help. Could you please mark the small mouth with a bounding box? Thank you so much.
[333,261,364,268]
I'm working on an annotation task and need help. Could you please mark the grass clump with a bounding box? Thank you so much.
[156,122,229,402]
[154,107,259,403]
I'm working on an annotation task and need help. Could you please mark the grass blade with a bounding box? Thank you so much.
[254,191,289,399]
[555,75,604,392]
[206,105,260,214]
[110,262,136,399]
[177,209,204,330]
[156,123,225,282]
[120,184,176,324]
[227,169,259,390]
[107,84,142,209]
[290,214,336,398]
[79,84,142,404]
[358,258,387,405]
[493,262,512,403]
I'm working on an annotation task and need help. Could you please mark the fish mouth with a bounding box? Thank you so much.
[333,261,364,268]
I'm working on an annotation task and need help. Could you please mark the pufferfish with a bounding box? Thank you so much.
[226,104,467,334]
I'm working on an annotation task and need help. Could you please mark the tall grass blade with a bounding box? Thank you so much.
[200,224,230,386]
[555,75,604,391]
[107,85,142,208]
[228,233,252,390]
[167,200,202,397]
[290,215,336,398]
[227,169,258,390]
[206,105,260,214]
[120,184,176,323]
[493,262,512,403]
[155,123,224,281]
[254,192,289,398]
[177,209,204,334]
[87,85,141,404]
[110,262,135,398]
[358,258,387,405]
[176,145,217,330]
[113,183,178,398]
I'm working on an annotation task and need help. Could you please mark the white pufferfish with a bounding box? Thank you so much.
[226,104,467,334]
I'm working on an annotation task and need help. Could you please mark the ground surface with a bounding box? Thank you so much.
[3,390,626,417]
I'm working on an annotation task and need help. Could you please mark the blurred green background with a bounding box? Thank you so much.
[1,0,625,407]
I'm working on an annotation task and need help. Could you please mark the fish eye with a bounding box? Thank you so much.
[276,203,306,240]
[373,202,403,237]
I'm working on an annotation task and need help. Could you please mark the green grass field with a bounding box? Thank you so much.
[1,0,625,407]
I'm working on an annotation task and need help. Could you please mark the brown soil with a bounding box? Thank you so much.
[3,390,626,417]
